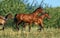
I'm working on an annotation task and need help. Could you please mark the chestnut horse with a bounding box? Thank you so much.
[22,13,50,32]
[33,13,50,31]
[0,13,13,30]
[14,7,44,31]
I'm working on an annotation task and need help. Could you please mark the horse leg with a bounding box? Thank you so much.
[29,23,32,32]
[21,22,26,31]
[16,24,19,30]
[2,26,4,30]
[41,23,44,30]
[0,24,4,30]
[16,21,21,31]
[39,23,44,31]
[38,24,41,31]
[2,24,5,30]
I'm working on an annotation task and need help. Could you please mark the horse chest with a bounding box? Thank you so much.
[34,18,42,24]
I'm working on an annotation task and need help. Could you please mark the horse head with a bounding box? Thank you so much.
[45,12,51,19]
[5,13,13,20]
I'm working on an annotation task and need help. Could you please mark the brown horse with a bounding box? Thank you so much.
[0,13,13,30]
[22,13,50,32]
[33,13,50,31]
[14,7,44,31]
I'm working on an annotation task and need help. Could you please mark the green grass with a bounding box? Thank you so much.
[0,27,60,38]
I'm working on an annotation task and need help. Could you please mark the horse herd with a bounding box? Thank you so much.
[0,7,50,32]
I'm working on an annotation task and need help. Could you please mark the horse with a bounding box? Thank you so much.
[14,7,44,31]
[0,13,13,30]
[33,13,50,31]
[22,13,51,32]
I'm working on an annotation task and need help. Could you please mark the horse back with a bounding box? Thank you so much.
[14,13,34,23]
[0,16,5,19]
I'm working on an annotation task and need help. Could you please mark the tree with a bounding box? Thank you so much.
[0,0,26,16]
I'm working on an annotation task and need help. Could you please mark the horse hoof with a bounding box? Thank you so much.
[3,28,4,31]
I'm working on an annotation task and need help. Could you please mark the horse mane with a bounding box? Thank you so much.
[32,7,42,13]
[5,14,9,19]
[5,13,12,19]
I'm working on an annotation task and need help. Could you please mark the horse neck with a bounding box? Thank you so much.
[40,15,46,20]
[32,10,40,17]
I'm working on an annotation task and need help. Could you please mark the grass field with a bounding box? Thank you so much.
[0,27,60,38]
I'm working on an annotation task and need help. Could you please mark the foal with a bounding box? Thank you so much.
[23,13,50,31]
[14,7,44,31]
[34,13,50,31]
[0,13,13,30]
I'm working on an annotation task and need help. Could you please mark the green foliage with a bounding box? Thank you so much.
[0,0,27,16]
[0,0,60,28]
[44,7,60,28]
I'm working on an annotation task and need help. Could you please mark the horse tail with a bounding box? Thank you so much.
[14,14,18,23]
